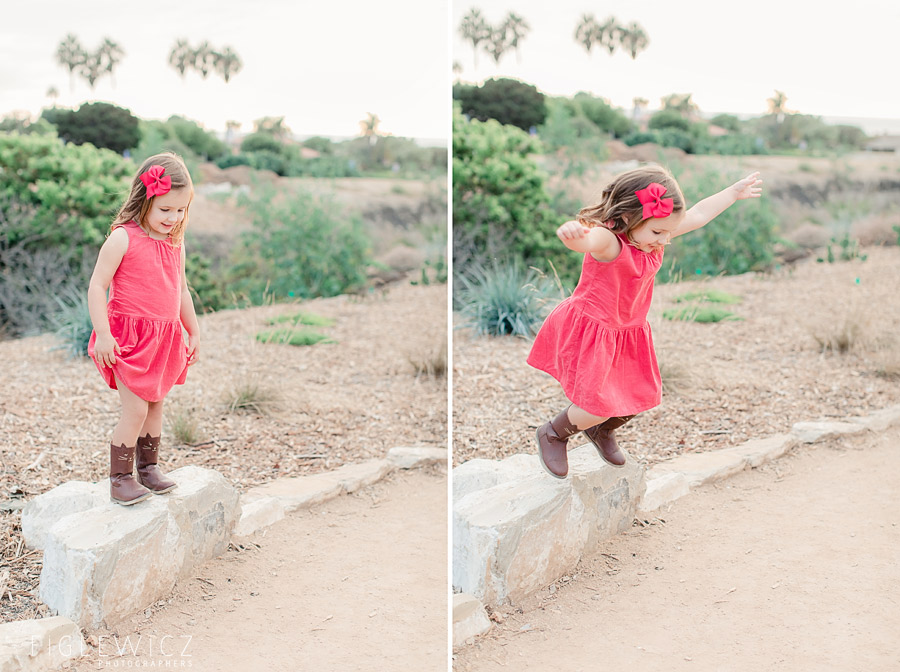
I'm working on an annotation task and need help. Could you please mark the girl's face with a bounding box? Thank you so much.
[144,188,191,239]
[629,213,683,254]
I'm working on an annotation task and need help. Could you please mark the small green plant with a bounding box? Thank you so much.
[266,311,335,327]
[817,233,867,264]
[673,289,741,305]
[52,288,93,357]
[662,306,741,323]
[225,381,281,415]
[456,260,557,337]
[256,327,335,346]
[410,257,448,286]
[893,224,900,246]
[167,409,201,446]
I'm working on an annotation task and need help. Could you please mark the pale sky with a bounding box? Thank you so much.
[453,0,900,134]
[1,0,449,142]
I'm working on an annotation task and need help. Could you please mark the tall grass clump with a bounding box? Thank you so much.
[225,380,281,415]
[457,260,557,337]
[52,287,93,357]
[409,341,448,379]
[167,408,201,446]
[658,168,779,282]
[255,327,335,346]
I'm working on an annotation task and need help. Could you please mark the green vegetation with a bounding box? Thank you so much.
[266,312,335,327]
[673,289,742,304]
[456,260,557,337]
[228,184,371,304]
[167,408,201,446]
[662,306,741,323]
[658,169,779,282]
[817,233,868,263]
[255,327,335,346]
[453,78,547,131]
[224,381,281,415]
[42,102,140,153]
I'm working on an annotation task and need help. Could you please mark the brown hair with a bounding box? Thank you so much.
[577,164,685,242]
[112,152,194,246]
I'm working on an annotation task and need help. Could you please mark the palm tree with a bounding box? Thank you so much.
[98,38,124,88]
[46,86,60,107]
[213,46,242,83]
[574,14,600,55]
[619,22,649,59]
[55,34,86,92]
[502,12,530,63]
[192,41,216,78]
[597,16,621,55]
[767,90,788,117]
[168,39,193,79]
[359,112,381,145]
[78,50,105,89]
[661,93,698,117]
[459,8,490,67]
[484,25,509,65]
[254,116,290,139]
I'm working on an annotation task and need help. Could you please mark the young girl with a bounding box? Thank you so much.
[87,152,200,505]
[527,165,762,478]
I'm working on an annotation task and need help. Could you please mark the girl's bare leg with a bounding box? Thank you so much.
[567,404,608,430]
[140,399,164,439]
[111,378,149,446]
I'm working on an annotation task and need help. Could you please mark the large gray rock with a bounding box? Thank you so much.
[0,616,86,671]
[38,466,240,628]
[21,481,107,551]
[453,444,644,606]
[451,453,535,503]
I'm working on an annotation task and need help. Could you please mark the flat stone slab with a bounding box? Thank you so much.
[22,480,107,551]
[387,446,447,470]
[453,444,643,606]
[0,616,85,670]
[453,593,491,647]
[850,404,900,432]
[792,420,868,444]
[38,466,240,628]
[243,459,391,514]
[233,496,286,538]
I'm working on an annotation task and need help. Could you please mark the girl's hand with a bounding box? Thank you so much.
[731,172,763,200]
[186,333,200,366]
[93,334,121,368]
[557,220,591,241]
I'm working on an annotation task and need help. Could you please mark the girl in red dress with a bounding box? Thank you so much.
[87,153,200,504]
[527,165,762,478]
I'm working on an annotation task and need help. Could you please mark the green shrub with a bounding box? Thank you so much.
[673,289,741,304]
[256,327,335,346]
[452,107,577,288]
[649,110,691,133]
[266,311,335,327]
[52,286,93,357]
[456,260,556,337]
[228,184,371,304]
[453,78,547,131]
[662,306,741,323]
[658,168,779,281]
[42,102,140,154]
[167,116,228,161]
[240,132,284,154]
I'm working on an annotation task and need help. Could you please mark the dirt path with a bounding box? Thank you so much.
[74,468,447,671]
[454,426,900,671]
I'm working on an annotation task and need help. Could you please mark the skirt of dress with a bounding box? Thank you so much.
[527,300,662,417]
[88,312,188,402]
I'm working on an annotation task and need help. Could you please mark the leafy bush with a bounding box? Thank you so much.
[658,169,779,281]
[228,184,371,304]
[674,289,741,304]
[215,153,252,169]
[166,116,228,161]
[570,93,634,137]
[42,102,140,153]
[52,286,93,357]
[240,132,283,154]
[453,107,577,287]
[453,78,547,131]
[266,311,335,327]
[456,260,556,337]
[0,133,132,249]
[648,110,691,133]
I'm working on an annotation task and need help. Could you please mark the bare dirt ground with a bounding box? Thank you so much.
[453,424,900,671]
[0,279,447,623]
[70,467,447,672]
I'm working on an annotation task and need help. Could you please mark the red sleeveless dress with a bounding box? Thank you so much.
[88,221,188,402]
[527,235,663,417]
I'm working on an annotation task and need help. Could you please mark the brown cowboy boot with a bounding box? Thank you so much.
[110,442,152,505]
[136,433,177,494]
[583,415,635,467]
[535,407,580,479]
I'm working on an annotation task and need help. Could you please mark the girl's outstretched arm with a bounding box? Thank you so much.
[179,245,201,365]
[88,228,128,367]
[557,220,620,262]
[672,172,763,238]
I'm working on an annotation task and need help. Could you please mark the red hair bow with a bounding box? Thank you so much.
[635,182,674,220]
[140,165,171,199]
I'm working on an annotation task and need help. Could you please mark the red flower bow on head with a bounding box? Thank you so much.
[635,182,674,220]
[140,165,172,199]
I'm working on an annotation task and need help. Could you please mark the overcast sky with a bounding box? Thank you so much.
[1,0,449,142]
[453,0,900,134]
